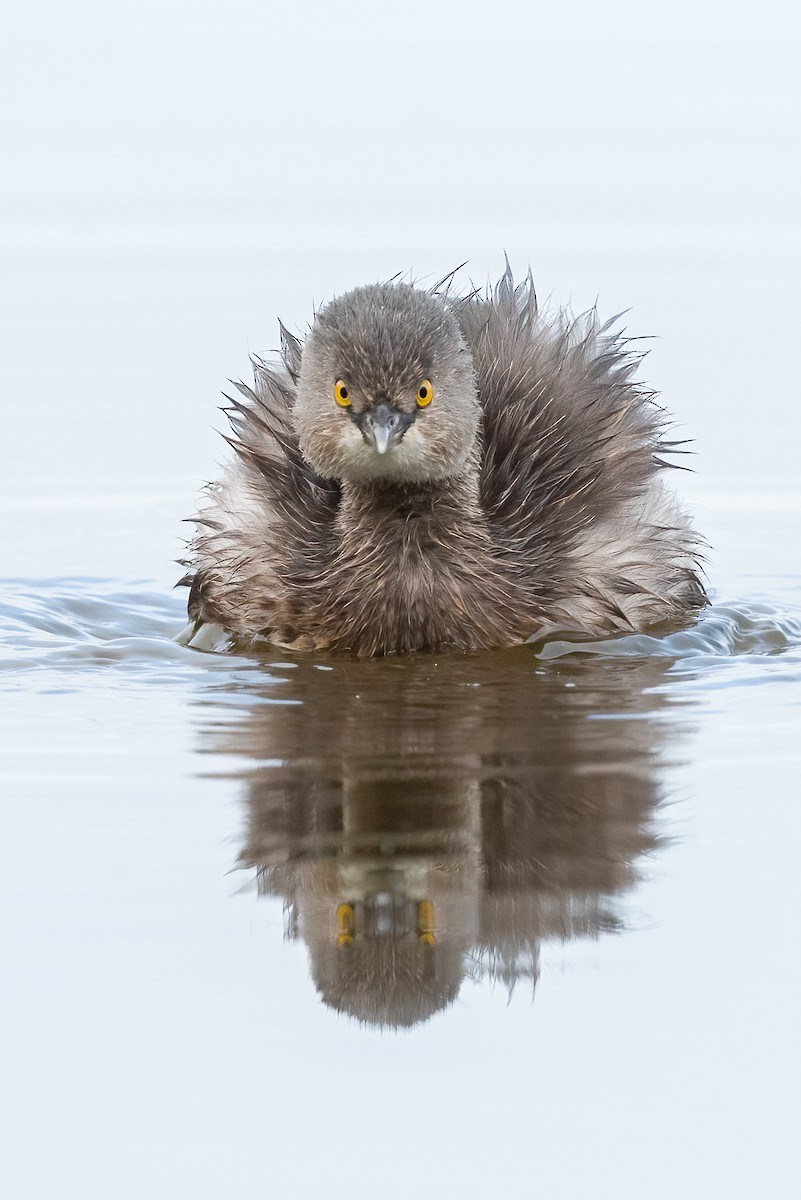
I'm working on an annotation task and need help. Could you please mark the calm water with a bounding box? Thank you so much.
[4,2,801,1193]
[1,488,800,1197]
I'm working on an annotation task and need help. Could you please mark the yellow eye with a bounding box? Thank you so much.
[334,380,351,407]
[416,379,433,407]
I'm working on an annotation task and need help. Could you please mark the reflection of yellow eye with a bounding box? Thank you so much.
[417,899,435,945]
[334,380,351,407]
[336,902,354,947]
[416,379,433,407]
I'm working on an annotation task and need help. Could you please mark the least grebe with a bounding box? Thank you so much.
[180,267,705,655]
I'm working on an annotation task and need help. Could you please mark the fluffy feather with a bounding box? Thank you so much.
[180,266,706,655]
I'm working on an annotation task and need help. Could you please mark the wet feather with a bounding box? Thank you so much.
[181,267,706,654]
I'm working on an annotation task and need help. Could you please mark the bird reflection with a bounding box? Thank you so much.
[197,648,691,1029]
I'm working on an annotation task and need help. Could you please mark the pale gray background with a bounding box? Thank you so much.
[1,2,799,1198]
[2,0,799,542]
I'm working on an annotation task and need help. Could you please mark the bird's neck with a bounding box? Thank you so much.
[338,461,482,533]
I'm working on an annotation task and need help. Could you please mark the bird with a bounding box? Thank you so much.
[179,264,706,656]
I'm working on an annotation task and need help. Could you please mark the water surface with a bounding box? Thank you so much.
[2,490,800,1196]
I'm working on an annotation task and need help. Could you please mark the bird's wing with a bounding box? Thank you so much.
[178,332,340,634]
[452,267,701,628]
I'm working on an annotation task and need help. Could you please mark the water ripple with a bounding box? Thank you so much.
[536,601,801,665]
[1,581,800,691]
[0,579,252,681]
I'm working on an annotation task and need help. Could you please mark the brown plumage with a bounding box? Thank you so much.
[179,265,706,655]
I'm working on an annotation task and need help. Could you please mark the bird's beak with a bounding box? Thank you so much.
[373,421,392,455]
[355,401,415,455]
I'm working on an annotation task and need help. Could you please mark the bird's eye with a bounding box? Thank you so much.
[416,379,433,407]
[334,380,351,407]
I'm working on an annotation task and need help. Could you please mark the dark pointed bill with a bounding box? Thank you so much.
[355,401,416,455]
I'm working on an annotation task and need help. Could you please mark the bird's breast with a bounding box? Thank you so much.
[298,509,526,655]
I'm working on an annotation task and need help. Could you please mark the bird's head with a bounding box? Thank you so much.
[293,282,478,483]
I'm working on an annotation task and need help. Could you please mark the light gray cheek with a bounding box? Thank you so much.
[335,425,376,477]
[298,413,357,474]
[405,417,469,478]
[397,424,433,472]
[338,423,367,458]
